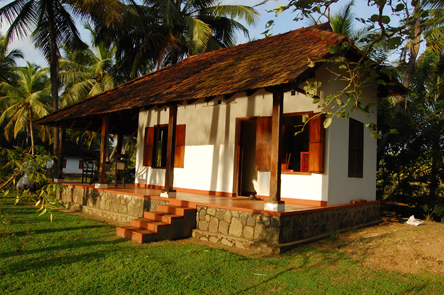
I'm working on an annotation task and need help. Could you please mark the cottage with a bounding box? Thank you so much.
[37,24,404,252]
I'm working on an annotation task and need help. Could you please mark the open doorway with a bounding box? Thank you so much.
[237,119,257,196]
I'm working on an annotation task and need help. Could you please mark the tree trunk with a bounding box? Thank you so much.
[28,107,34,155]
[377,4,422,166]
[47,1,60,178]
[402,4,422,90]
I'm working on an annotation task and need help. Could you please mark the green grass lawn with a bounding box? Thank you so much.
[1,195,443,295]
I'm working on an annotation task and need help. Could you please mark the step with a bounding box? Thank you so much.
[157,204,196,216]
[116,226,155,244]
[144,211,183,223]
[131,218,169,232]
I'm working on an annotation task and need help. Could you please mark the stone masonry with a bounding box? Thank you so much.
[192,202,381,254]
[59,186,168,223]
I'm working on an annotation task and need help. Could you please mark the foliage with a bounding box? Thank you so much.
[59,23,117,108]
[95,0,259,79]
[377,50,444,221]
[0,145,66,221]
[0,63,52,155]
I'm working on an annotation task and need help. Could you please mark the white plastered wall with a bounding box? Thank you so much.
[135,64,378,205]
[312,63,378,205]
[135,89,327,201]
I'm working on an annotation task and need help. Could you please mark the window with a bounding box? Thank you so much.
[348,118,364,178]
[255,113,324,173]
[79,161,83,169]
[143,125,186,168]
[62,159,67,169]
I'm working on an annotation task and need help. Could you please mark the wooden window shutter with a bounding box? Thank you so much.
[255,116,272,171]
[143,127,155,166]
[348,119,364,177]
[79,161,83,169]
[308,114,325,173]
[62,159,67,169]
[174,124,186,168]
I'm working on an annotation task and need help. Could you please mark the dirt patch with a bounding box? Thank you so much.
[57,207,444,273]
[313,218,444,275]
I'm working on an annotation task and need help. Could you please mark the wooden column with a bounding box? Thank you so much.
[57,123,66,179]
[265,90,285,211]
[98,115,109,186]
[163,104,177,195]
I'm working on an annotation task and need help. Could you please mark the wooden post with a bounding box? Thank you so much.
[162,104,177,196]
[97,115,109,188]
[265,91,285,211]
[57,123,66,179]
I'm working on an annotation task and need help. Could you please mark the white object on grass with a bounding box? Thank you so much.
[406,215,424,226]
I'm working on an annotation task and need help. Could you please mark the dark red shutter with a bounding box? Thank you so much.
[308,114,325,173]
[174,125,186,168]
[255,117,272,171]
[143,127,155,166]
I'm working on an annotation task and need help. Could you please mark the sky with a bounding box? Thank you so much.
[0,0,387,67]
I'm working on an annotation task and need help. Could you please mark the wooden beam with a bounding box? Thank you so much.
[204,96,216,102]
[224,93,235,100]
[69,120,76,129]
[187,98,199,105]
[246,89,258,96]
[269,91,283,202]
[99,115,109,184]
[164,104,177,193]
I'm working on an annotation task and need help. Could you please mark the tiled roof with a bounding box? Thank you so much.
[37,24,347,128]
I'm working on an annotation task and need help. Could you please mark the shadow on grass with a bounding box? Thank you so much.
[1,238,129,275]
[0,237,121,258]
[10,224,110,237]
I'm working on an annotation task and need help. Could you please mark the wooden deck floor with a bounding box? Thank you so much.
[60,182,330,215]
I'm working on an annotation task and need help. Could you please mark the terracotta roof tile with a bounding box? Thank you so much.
[38,25,345,126]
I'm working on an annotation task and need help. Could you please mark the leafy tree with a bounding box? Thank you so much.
[0,0,124,176]
[97,0,259,79]
[59,24,117,108]
[0,35,23,85]
[0,63,52,155]
[378,50,444,220]
[0,145,65,221]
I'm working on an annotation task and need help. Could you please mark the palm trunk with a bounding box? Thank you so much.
[377,4,422,166]
[47,1,60,178]
[28,107,34,155]
[402,13,421,90]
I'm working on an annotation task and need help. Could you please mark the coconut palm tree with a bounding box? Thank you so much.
[0,63,52,155]
[97,0,259,78]
[59,23,117,107]
[0,35,23,85]
[0,0,124,172]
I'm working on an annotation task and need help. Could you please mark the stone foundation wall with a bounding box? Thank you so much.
[193,202,381,253]
[59,186,168,222]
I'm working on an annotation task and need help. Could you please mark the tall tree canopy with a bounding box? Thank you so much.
[0,63,51,155]
[0,0,124,174]
[96,0,259,79]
